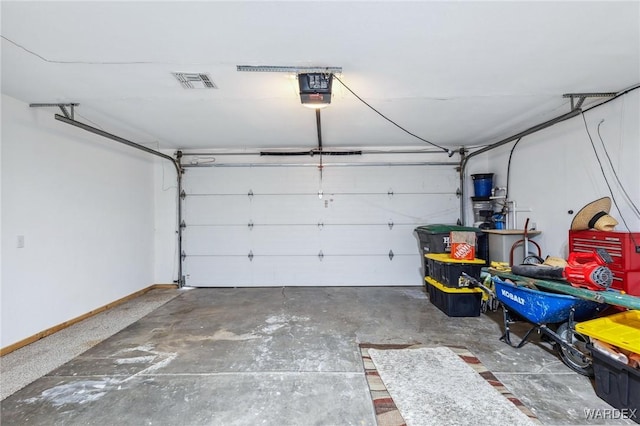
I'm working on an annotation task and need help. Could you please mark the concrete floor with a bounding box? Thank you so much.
[0,286,633,425]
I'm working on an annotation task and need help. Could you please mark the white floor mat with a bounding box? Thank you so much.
[368,346,538,426]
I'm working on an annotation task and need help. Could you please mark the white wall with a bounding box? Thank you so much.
[0,94,3,309]
[467,90,640,259]
[1,95,157,348]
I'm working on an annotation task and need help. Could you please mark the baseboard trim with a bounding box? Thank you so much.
[0,284,179,356]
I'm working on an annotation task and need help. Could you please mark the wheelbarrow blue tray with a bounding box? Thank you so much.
[487,268,640,311]
[492,277,606,324]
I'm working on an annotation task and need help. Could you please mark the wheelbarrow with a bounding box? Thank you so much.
[462,273,608,375]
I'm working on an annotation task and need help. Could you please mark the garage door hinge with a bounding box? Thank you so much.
[180,190,187,200]
[318,222,324,229]
[388,220,394,230]
[248,250,254,261]
[388,189,394,197]
[248,189,254,199]
[248,221,254,230]
[180,220,186,229]
[456,188,462,198]
[389,250,394,260]
[318,250,324,261]
[181,251,186,261]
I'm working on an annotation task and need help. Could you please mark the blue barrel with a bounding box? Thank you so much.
[471,173,494,197]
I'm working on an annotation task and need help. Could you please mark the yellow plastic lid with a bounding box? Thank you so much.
[425,252,485,264]
[576,310,640,354]
[425,276,483,294]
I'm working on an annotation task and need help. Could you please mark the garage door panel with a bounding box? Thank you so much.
[184,196,251,224]
[247,196,323,223]
[185,226,325,256]
[184,166,456,195]
[184,256,253,286]
[184,195,326,225]
[321,166,456,193]
[248,227,320,255]
[185,225,421,257]
[183,226,251,255]
[186,255,324,287]
[318,255,422,286]
[320,194,458,223]
[184,255,421,287]
[247,168,319,194]
[317,225,416,254]
[250,256,323,286]
[184,194,460,226]
[184,167,319,194]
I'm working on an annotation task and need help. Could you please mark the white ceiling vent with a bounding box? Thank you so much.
[172,73,218,89]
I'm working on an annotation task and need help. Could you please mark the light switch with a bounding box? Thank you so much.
[17,235,24,248]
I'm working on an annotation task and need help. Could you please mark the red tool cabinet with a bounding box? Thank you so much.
[569,230,640,296]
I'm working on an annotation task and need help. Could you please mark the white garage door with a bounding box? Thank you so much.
[181,164,459,287]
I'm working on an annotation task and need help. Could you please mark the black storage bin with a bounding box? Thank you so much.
[414,224,488,277]
[425,276,482,317]
[588,343,639,423]
[425,253,485,287]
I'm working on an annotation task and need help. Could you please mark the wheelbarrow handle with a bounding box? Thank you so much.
[460,272,495,295]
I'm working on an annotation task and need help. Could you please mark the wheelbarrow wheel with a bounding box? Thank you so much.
[555,322,593,376]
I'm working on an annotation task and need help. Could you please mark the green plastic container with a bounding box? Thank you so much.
[414,224,489,278]
[414,224,485,255]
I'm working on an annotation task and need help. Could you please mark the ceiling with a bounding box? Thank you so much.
[2,1,639,153]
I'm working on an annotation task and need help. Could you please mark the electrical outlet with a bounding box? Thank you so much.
[17,235,25,248]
